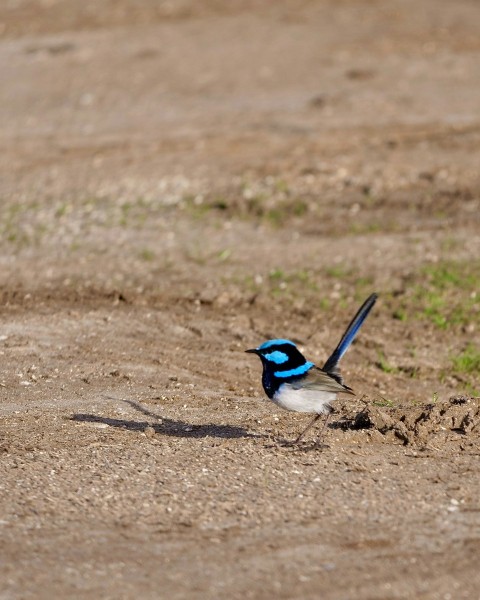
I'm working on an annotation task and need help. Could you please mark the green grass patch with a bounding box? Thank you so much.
[267,268,319,296]
[182,183,310,227]
[325,265,351,278]
[417,261,480,329]
[452,344,480,374]
[439,344,480,396]
[373,397,395,407]
[389,259,480,331]
[376,351,398,374]
[348,222,382,235]
[217,248,232,262]
[424,262,474,290]
[138,248,155,261]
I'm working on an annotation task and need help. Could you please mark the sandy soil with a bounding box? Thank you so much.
[1,1,480,598]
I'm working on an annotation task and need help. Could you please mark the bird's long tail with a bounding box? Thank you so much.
[322,293,377,381]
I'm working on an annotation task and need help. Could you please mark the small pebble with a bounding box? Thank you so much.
[144,426,156,438]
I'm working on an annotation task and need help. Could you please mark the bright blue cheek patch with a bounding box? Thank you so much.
[264,351,289,364]
[274,362,314,378]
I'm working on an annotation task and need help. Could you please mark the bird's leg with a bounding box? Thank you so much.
[292,414,322,445]
[313,413,332,448]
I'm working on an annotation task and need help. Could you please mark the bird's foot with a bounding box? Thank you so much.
[312,438,330,450]
[278,438,298,448]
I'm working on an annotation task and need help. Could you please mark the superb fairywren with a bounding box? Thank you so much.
[246,293,377,445]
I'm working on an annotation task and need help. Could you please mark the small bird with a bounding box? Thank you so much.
[246,293,377,445]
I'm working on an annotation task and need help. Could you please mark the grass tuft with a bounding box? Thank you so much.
[452,344,480,374]
[376,351,398,374]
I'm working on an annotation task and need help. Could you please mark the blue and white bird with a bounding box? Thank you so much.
[246,293,377,445]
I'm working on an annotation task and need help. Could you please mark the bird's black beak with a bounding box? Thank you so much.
[245,348,258,354]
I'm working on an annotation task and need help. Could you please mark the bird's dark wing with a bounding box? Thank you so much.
[290,366,354,395]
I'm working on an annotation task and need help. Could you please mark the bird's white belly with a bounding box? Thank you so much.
[272,384,336,413]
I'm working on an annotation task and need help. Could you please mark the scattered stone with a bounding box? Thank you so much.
[144,426,156,438]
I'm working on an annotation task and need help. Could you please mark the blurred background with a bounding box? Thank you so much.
[1,0,480,397]
[2,2,480,598]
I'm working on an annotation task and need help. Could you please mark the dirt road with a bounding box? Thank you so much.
[1,1,480,598]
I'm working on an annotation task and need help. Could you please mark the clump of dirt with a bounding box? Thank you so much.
[353,396,480,445]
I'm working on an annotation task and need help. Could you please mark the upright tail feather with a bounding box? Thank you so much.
[322,293,377,380]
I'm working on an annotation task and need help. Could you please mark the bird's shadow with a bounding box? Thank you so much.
[71,397,261,440]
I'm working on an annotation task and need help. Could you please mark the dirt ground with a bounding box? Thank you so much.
[1,1,480,598]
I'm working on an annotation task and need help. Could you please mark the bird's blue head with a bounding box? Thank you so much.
[246,339,314,398]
